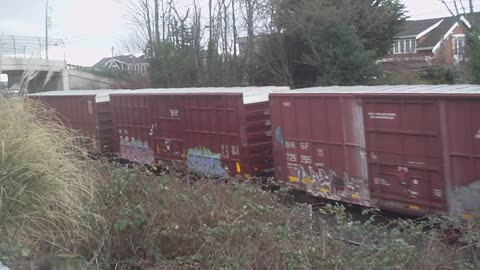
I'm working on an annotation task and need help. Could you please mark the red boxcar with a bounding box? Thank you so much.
[30,90,116,155]
[110,87,289,178]
[270,85,480,219]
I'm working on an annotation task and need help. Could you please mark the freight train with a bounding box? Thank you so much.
[30,85,480,220]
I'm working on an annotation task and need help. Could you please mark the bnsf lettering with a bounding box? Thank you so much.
[300,142,310,150]
[285,141,296,149]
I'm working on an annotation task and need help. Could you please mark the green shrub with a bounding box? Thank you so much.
[420,65,465,84]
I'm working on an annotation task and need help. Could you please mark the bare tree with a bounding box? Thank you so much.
[192,0,204,85]
[154,0,161,52]
[118,0,155,56]
[439,0,458,17]
[232,0,238,77]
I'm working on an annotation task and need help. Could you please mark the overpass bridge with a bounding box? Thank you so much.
[0,35,122,92]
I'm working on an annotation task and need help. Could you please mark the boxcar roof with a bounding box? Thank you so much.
[29,90,127,103]
[280,85,480,95]
[31,86,290,104]
[110,86,290,104]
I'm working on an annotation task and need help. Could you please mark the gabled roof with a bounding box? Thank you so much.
[417,17,458,49]
[93,55,148,70]
[397,18,442,37]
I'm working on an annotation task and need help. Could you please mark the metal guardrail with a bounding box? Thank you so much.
[0,35,65,61]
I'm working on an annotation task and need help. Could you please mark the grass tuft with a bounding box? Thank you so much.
[0,98,100,254]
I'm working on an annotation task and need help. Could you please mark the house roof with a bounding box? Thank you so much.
[397,18,442,37]
[417,17,458,49]
[93,55,148,70]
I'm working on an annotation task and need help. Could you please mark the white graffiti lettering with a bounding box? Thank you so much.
[164,140,172,151]
[149,124,156,136]
[294,164,366,204]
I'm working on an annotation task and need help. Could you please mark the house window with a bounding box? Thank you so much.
[453,36,465,59]
[391,38,416,54]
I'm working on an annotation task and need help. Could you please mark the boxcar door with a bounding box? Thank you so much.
[364,98,448,215]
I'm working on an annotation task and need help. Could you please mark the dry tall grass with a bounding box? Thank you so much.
[0,98,100,253]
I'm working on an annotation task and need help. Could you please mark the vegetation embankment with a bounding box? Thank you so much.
[0,98,479,269]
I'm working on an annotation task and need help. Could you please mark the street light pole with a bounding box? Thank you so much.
[45,0,49,60]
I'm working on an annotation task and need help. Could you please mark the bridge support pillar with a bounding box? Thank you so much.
[61,69,70,91]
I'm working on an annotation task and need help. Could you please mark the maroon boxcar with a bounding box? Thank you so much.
[110,87,289,178]
[30,90,116,155]
[270,85,480,219]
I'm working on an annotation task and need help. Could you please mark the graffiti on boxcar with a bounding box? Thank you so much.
[275,127,285,146]
[290,164,368,205]
[187,147,228,177]
[452,180,480,219]
[120,136,154,165]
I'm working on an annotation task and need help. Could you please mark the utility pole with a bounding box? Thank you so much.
[45,0,49,60]
[469,0,474,13]
[453,0,460,16]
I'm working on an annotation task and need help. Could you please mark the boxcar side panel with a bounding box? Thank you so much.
[149,95,185,163]
[183,94,243,177]
[111,95,155,165]
[271,95,370,206]
[36,95,102,154]
[445,99,480,219]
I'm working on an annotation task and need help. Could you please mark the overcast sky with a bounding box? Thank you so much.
[0,0,476,66]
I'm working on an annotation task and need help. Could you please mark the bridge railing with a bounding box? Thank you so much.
[0,35,65,61]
